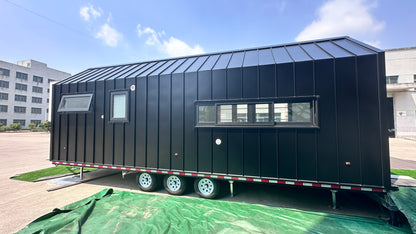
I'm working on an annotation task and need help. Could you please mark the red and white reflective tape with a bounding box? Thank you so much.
[52,161,386,193]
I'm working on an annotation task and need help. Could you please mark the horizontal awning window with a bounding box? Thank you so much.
[57,94,93,112]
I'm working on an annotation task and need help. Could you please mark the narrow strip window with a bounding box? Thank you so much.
[58,94,93,112]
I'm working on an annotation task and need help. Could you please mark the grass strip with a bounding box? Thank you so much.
[11,166,96,182]
[391,169,416,179]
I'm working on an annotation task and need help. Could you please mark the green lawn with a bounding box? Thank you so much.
[11,166,96,182]
[391,169,416,179]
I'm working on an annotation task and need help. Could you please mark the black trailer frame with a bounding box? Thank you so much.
[51,36,390,197]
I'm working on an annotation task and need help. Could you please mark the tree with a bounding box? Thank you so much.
[39,121,51,132]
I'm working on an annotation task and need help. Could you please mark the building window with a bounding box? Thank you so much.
[14,106,26,113]
[31,107,41,114]
[386,75,398,84]
[0,105,7,112]
[32,97,42,103]
[0,68,10,76]
[47,98,49,103]
[31,120,41,126]
[15,83,27,91]
[16,72,28,80]
[0,80,9,88]
[58,93,93,112]
[33,76,43,83]
[48,79,55,83]
[196,98,317,128]
[13,119,25,127]
[414,74,416,83]
[0,92,8,100]
[110,91,128,122]
[32,86,43,93]
[47,88,50,93]
[15,94,27,102]
[0,119,7,126]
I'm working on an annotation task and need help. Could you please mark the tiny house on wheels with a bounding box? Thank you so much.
[51,36,390,200]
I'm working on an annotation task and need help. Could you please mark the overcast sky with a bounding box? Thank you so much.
[0,0,415,75]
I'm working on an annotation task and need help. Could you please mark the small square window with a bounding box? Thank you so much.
[255,104,270,122]
[58,94,93,112]
[110,91,128,122]
[198,105,216,124]
[218,105,232,123]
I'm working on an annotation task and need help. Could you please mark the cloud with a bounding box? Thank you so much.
[95,24,122,47]
[136,24,204,57]
[295,0,384,42]
[80,4,102,21]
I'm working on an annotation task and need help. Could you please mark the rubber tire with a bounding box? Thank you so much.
[136,172,158,192]
[194,178,219,199]
[163,175,187,195]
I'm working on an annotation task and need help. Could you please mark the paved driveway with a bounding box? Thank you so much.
[0,132,414,233]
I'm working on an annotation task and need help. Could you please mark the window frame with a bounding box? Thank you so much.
[57,93,93,113]
[109,90,129,123]
[195,96,318,128]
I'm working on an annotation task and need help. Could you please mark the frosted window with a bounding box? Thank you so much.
[58,94,93,112]
[112,93,127,119]
[198,105,216,123]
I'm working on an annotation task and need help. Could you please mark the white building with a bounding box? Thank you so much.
[385,47,416,138]
[0,59,70,128]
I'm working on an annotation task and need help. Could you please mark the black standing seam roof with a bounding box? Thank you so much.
[57,36,381,85]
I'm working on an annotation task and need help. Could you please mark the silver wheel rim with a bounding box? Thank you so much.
[166,176,181,191]
[198,178,214,195]
[139,173,152,188]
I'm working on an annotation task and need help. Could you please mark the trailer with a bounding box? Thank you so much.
[51,36,390,200]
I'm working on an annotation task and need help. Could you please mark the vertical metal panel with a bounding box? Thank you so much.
[184,72,198,171]
[94,81,105,164]
[242,66,258,98]
[276,63,294,97]
[260,129,277,177]
[135,77,147,167]
[76,82,87,163]
[197,70,213,173]
[158,74,171,169]
[278,129,296,179]
[297,129,316,180]
[212,129,227,174]
[227,68,242,99]
[212,70,227,99]
[146,75,159,168]
[295,61,314,96]
[103,79,115,165]
[315,59,338,182]
[124,78,136,166]
[243,129,259,176]
[335,57,361,184]
[85,81,95,163]
[59,84,69,161]
[357,55,382,186]
[227,129,243,175]
[171,73,184,170]
[113,79,125,166]
[67,83,78,162]
[52,84,61,161]
[259,65,276,98]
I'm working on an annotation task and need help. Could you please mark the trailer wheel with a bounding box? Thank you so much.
[136,173,158,192]
[163,175,187,195]
[194,178,219,199]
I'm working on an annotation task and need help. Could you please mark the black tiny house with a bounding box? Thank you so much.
[51,37,390,198]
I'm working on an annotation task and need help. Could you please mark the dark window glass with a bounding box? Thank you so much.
[33,76,43,83]
[48,79,55,83]
[0,105,7,112]
[274,102,312,122]
[0,68,10,76]
[31,107,41,114]
[15,83,27,91]
[15,94,27,102]
[31,120,41,126]
[386,76,398,84]
[16,72,28,80]
[58,94,93,112]
[14,106,26,113]
[0,92,8,100]
[32,97,42,103]
[0,80,9,88]
[13,119,25,126]
[198,105,216,124]
[32,86,43,93]
[0,119,7,126]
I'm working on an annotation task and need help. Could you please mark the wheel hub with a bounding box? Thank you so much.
[198,178,214,195]
[139,173,152,188]
[167,176,181,191]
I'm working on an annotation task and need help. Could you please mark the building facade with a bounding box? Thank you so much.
[385,47,416,138]
[0,59,70,128]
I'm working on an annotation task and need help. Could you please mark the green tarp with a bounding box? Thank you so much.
[389,187,416,233]
[19,189,411,233]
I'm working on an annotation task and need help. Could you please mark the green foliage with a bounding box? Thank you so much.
[12,166,96,182]
[38,121,51,132]
[0,126,6,132]
[0,123,3,127]
[10,123,22,130]
[28,122,36,130]
[391,169,416,179]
